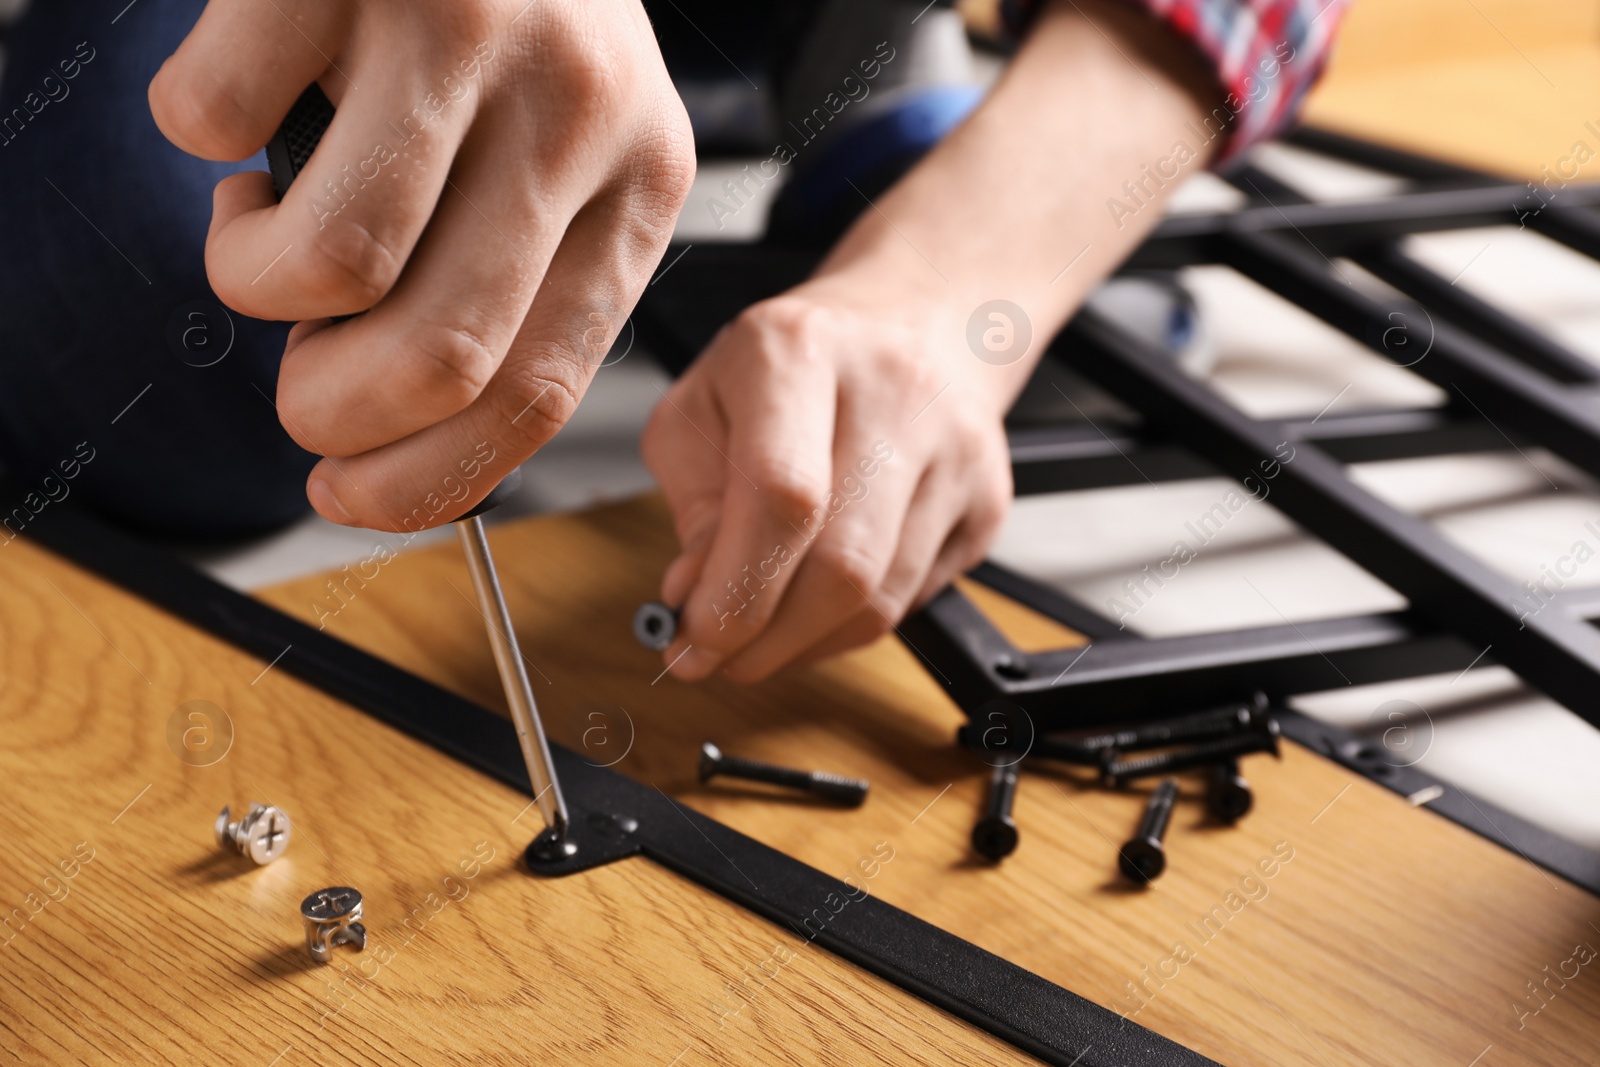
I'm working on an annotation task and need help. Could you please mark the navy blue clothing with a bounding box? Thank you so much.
[0,0,310,536]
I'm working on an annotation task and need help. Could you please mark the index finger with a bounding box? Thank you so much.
[663,330,839,680]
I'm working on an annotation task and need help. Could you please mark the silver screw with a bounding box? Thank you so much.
[300,886,366,965]
[214,803,291,865]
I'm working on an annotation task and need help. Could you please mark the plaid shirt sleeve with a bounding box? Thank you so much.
[1001,0,1350,163]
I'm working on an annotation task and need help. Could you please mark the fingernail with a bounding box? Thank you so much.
[307,476,355,525]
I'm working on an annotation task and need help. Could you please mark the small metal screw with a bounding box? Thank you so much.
[633,601,678,651]
[1206,760,1253,822]
[214,803,291,865]
[971,763,1020,860]
[1119,779,1178,885]
[1100,716,1280,788]
[527,826,579,862]
[698,741,869,807]
[300,886,366,965]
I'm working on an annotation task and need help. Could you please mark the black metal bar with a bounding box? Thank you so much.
[1285,125,1600,262]
[1277,710,1600,896]
[1008,406,1516,495]
[1217,230,1600,480]
[1125,181,1600,269]
[1284,127,1493,184]
[1351,244,1600,384]
[1054,305,1600,726]
[1224,162,1600,385]
[966,561,1124,641]
[902,588,1484,730]
[18,501,1208,1067]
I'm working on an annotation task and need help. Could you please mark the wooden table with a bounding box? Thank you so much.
[1305,0,1600,181]
[9,5,1600,1062]
[3,494,1598,1065]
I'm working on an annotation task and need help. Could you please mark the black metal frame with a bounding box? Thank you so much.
[632,130,1600,897]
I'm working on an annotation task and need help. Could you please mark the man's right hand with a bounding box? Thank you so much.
[149,0,694,530]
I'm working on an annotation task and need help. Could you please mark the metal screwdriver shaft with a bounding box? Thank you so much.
[459,515,571,850]
[266,86,575,854]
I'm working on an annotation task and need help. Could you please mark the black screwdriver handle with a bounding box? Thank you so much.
[266,84,519,521]
[266,83,336,199]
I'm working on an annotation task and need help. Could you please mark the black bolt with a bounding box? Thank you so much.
[1120,779,1178,885]
[633,601,679,651]
[697,742,869,807]
[954,694,1266,767]
[955,724,1097,766]
[1024,737,1101,766]
[971,763,1021,860]
[1206,760,1253,822]
[1070,693,1267,754]
[1100,716,1280,788]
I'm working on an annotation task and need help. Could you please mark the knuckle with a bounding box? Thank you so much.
[639,400,675,466]
[754,460,828,525]
[150,72,257,160]
[725,298,836,376]
[745,296,830,347]
[965,486,1012,557]
[413,320,501,408]
[872,581,918,626]
[495,363,581,449]
[552,39,631,123]
[304,218,403,307]
[813,540,886,594]
[975,475,1011,527]
[636,103,697,208]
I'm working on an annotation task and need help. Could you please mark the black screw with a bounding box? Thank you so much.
[1100,716,1280,788]
[955,724,1096,766]
[955,694,1266,767]
[971,763,1021,859]
[633,601,679,651]
[697,742,869,807]
[1120,779,1178,885]
[1206,760,1253,822]
[1070,693,1267,754]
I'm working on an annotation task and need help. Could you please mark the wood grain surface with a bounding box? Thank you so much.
[8,5,1600,1064]
[0,524,1031,1066]
[232,494,1599,1067]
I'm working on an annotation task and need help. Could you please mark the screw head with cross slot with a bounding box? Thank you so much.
[300,886,367,965]
[214,803,291,865]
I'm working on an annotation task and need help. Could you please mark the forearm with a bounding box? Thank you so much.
[806,0,1224,408]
